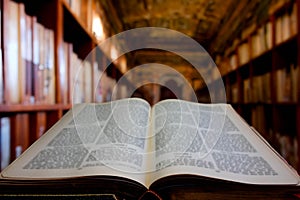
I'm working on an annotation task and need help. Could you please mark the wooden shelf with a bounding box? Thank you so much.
[0,104,71,113]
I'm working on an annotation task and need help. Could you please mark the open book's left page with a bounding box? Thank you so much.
[1,98,152,186]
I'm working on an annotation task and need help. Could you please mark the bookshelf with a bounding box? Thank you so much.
[0,0,118,170]
[210,0,300,171]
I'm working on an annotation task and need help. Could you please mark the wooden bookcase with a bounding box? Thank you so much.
[209,0,300,171]
[0,0,115,169]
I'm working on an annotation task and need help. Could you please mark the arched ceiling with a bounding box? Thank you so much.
[99,0,283,89]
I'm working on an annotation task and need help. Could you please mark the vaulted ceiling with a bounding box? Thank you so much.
[101,0,275,54]
[99,0,279,91]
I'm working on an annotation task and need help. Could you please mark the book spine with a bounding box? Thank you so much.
[32,16,40,104]
[29,112,47,144]
[3,0,20,104]
[25,14,33,104]
[237,42,250,65]
[18,3,27,104]
[1,117,10,171]
[10,113,30,162]
[47,29,56,104]
[0,0,3,104]
[83,60,92,103]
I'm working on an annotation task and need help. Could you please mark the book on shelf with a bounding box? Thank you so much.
[32,16,39,103]
[248,73,267,104]
[243,78,251,103]
[32,15,55,104]
[1,98,299,199]
[281,13,291,42]
[29,112,47,144]
[3,0,21,104]
[262,72,272,103]
[241,73,272,104]
[276,65,298,103]
[93,62,103,102]
[1,117,10,171]
[251,105,267,137]
[251,21,273,59]
[11,114,30,160]
[237,42,250,65]
[264,21,273,50]
[2,0,56,105]
[0,0,3,104]
[275,3,298,45]
[251,27,265,58]
[100,72,116,102]
[229,53,237,70]
[43,28,56,104]
[277,133,298,171]
[19,3,30,104]
[83,60,93,103]
[60,42,88,105]
[291,64,299,102]
[24,12,34,104]
[69,46,80,103]
[290,2,298,36]
[1,112,49,172]
[59,42,71,105]
[230,82,239,103]
[67,47,97,104]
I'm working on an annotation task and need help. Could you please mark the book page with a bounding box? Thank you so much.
[147,99,300,187]
[1,98,151,186]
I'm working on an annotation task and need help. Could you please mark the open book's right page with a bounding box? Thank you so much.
[147,99,300,187]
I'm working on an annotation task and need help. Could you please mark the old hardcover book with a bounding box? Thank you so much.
[3,0,20,104]
[0,98,300,199]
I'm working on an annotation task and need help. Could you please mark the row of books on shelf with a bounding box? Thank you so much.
[0,1,55,104]
[67,45,120,104]
[250,105,298,170]
[250,21,272,59]
[228,64,299,103]
[239,2,297,66]
[0,113,42,171]
[0,0,113,106]
[275,2,298,45]
[243,72,271,104]
[64,0,93,32]
[44,40,113,105]
[217,1,298,71]
[60,42,94,105]
[0,112,47,171]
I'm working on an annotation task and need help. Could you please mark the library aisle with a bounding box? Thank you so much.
[0,0,300,177]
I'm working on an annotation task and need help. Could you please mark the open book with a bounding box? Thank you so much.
[1,98,300,199]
